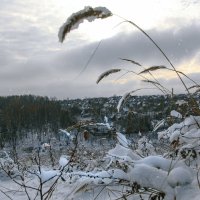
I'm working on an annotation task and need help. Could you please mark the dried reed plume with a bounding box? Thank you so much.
[120,58,142,66]
[96,69,121,84]
[117,92,131,112]
[58,6,112,42]
[139,65,167,74]
[117,89,142,112]
[142,79,161,85]
[142,80,169,95]
[120,59,171,94]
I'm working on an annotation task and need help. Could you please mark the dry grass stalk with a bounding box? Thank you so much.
[120,58,142,66]
[114,69,170,95]
[139,65,167,74]
[188,85,200,90]
[117,92,131,112]
[96,69,121,84]
[177,71,200,88]
[195,88,200,94]
[120,20,191,94]
[142,79,169,95]
[117,89,142,112]
[120,58,170,94]
[59,6,112,42]
[142,79,161,85]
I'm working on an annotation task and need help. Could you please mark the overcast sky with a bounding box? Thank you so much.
[0,0,200,99]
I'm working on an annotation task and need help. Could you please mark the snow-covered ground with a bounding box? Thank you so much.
[1,115,200,199]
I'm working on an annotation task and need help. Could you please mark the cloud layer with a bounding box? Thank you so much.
[0,0,200,99]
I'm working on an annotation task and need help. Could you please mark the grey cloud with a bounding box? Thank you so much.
[6,70,198,99]
[0,5,200,99]
[55,21,200,76]
[155,72,200,94]
[90,22,200,68]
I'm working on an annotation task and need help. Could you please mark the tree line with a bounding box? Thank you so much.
[0,95,79,148]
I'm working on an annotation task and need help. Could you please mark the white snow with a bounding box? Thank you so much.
[158,116,200,147]
[117,92,130,112]
[169,130,181,143]
[153,119,165,132]
[170,110,182,118]
[104,116,108,123]
[108,144,141,161]
[116,132,129,148]
[1,102,200,200]
[93,6,112,16]
[138,131,142,136]
[41,143,51,150]
[59,156,69,169]
[176,100,187,106]
[40,169,60,183]
[167,167,193,188]
[59,129,70,137]
[58,6,112,42]
[135,155,173,171]
[129,164,174,199]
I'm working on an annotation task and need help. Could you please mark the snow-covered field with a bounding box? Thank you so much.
[1,115,200,200]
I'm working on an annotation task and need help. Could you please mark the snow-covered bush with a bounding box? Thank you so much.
[0,151,17,176]
[158,115,200,163]
[58,129,199,200]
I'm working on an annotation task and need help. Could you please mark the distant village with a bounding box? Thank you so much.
[0,93,200,149]
[60,93,200,134]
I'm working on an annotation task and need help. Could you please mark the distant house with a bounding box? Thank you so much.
[41,143,51,150]
[82,123,115,138]
[175,100,187,106]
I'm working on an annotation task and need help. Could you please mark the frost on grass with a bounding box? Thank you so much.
[153,119,165,132]
[158,116,200,146]
[117,92,131,112]
[117,89,142,112]
[104,115,111,129]
[59,129,70,137]
[108,144,141,161]
[104,116,108,123]
[58,6,112,42]
[116,132,129,148]
[169,130,181,143]
[137,136,156,156]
